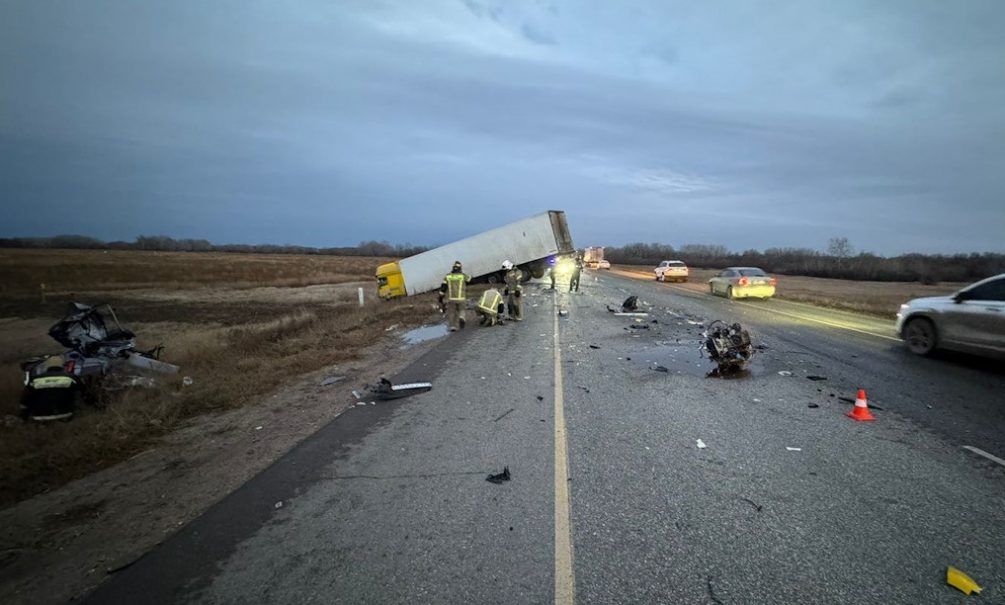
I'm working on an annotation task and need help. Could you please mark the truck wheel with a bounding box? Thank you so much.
[903,317,937,355]
[520,269,532,283]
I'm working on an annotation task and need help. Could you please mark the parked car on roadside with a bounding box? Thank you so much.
[654,260,689,282]
[708,267,776,299]
[896,273,1005,358]
[598,259,611,269]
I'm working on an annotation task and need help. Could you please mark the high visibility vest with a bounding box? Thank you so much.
[478,289,502,314]
[444,273,467,301]
[504,269,523,291]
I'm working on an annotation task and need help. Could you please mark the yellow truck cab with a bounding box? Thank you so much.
[376,262,406,299]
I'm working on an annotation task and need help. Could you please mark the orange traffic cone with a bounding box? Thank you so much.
[847,389,876,421]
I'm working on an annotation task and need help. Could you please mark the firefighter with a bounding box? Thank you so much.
[569,254,583,292]
[502,260,524,321]
[439,261,470,331]
[549,261,557,289]
[476,287,504,326]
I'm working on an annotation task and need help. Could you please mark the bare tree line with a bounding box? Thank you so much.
[0,235,431,258]
[605,239,1005,283]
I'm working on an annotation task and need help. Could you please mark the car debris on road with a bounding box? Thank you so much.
[365,377,433,401]
[486,467,511,484]
[702,320,755,372]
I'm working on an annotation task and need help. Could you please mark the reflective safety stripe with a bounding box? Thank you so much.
[445,274,466,300]
[478,290,502,313]
[31,376,75,389]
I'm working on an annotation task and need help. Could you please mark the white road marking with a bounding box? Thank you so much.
[553,298,576,604]
[610,268,901,342]
[962,446,1005,468]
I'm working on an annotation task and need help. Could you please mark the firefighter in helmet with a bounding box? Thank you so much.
[502,260,524,321]
[439,261,470,331]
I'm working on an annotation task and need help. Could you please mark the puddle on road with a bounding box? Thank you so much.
[400,324,449,349]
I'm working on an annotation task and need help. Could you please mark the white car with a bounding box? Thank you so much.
[896,273,1005,357]
[597,260,611,269]
[655,260,688,283]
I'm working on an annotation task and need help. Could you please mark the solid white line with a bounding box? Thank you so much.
[553,300,575,604]
[962,446,1005,468]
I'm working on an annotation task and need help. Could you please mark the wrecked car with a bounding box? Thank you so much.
[19,303,178,422]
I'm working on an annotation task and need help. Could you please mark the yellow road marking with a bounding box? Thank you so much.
[553,302,575,604]
[609,269,900,343]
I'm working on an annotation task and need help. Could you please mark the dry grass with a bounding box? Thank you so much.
[614,265,967,317]
[0,251,437,505]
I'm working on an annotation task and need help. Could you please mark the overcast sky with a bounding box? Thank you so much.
[1,1,1003,255]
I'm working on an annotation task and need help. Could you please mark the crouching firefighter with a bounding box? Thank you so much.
[439,261,470,331]
[502,260,524,321]
[476,288,505,326]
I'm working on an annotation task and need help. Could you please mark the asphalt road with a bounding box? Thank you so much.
[84,271,1005,605]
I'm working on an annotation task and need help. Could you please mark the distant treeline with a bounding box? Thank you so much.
[0,235,431,258]
[605,242,1005,284]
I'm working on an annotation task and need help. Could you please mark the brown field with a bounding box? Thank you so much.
[614,265,967,317]
[0,250,438,505]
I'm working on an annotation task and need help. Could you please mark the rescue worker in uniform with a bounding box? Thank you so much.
[476,287,504,326]
[569,254,584,292]
[549,260,557,289]
[439,261,470,331]
[502,260,524,321]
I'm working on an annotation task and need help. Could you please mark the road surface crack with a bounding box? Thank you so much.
[706,575,725,605]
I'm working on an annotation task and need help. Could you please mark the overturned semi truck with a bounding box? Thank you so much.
[375,210,576,299]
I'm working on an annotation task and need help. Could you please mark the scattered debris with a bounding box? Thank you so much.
[589,344,601,349]
[702,320,754,372]
[351,390,362,400]
[696,439,707,449]
[754,344,769,350]
[621,295,639,312]
[806,375,828,381]
[628,324,649,330]
[486,467,511,484]
[274,501,283,509]
[786,447,802,452]
[946,566,982,595]
[558,309,569,317]
[523,376,531,380]
[653,366,669,373]
[741,497,763,512]
[777,371,793,377]
[536,396,544,401]
[385,324,399,332]
[577,386,591,393]
[753,398,762,403]
[182,376,194,387]
[365,377,433,400]
[320,376,345,387]
[808,403,820,408]
[255,426,263,431]
[494,408,515,422]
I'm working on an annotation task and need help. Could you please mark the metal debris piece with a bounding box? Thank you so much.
[702,320,754,372]
[806,375,828,381]
[777,371,793,376]
[486,467,511,484]
[320,376,345,387]
[366,378,432,400]
[654,366,669,373]
[696,439,707,449]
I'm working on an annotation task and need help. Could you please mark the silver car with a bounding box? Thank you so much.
[896,273,1005,357]
[708,267,777,299]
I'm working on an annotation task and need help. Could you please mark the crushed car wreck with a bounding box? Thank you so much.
[19,303,179,422]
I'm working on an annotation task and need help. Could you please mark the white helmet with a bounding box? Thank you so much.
[502,260,514,270]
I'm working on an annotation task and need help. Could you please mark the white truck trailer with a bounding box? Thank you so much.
[583,246,605,269]
[376,211,575,299]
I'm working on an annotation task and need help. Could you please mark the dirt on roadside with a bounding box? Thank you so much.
[0,323,449,605]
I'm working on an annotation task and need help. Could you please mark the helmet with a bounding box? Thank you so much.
[452,261,462,272]
[502,260,513,270]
